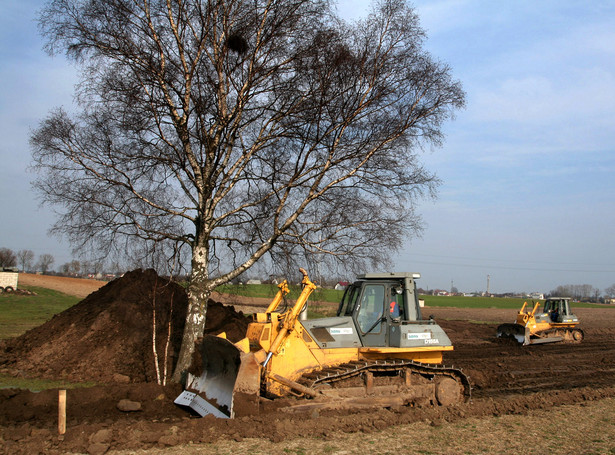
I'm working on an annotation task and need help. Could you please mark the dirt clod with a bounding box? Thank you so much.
[117,399,141,412]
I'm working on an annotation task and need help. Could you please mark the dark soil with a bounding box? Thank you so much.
[2,272,615,454]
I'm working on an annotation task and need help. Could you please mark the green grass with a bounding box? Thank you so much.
[306,302,338,318]
[0,286,88,390]
[216,283,344,303]
[216,284,610,310]
[0,286,81,339]
[422,295,528,308]
[421,294,608,309]
[0,373,96,391]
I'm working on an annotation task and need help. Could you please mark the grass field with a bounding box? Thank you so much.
[421,294,604,309]
[0,286,81,340]
[216,282,344,302]
[0,286,87,390]
[217,282,606,309]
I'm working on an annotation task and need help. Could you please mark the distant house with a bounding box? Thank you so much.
[528,292,545,300]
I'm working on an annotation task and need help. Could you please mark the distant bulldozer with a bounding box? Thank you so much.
[496,298,583,345]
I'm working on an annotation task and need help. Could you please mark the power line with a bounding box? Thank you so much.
[406,252,615,269]
[410,259,615,274]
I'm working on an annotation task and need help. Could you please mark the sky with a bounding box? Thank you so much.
[1,1,614,294]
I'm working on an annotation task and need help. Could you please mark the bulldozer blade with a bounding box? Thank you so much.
[174,335,261,418]
[175,335,240,418]
[496,323,530,345]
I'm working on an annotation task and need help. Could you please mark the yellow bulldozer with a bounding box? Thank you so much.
[175,268,470,418]
[496,297,584,346]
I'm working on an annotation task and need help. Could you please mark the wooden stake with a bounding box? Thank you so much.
[364,371,374,394]
[58,389,66,436]
[404,368,412,386]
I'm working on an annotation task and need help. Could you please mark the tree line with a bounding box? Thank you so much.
[550,284,615,302]
[4,243,615,302]
[0,246,184,280]
[0,247,55,273]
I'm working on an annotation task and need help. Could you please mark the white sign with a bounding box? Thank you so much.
[407,332,432,340]
[330,328,353,335]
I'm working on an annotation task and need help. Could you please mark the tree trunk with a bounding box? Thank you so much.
[171,244,211,383]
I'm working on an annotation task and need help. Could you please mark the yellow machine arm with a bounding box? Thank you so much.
[517,301,541,325]
[530,302,540,317]
[265,280,290,313]
[263,268,317,366]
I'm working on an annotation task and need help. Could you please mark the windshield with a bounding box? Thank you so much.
[337,284,360,316]
[356,284,385,333]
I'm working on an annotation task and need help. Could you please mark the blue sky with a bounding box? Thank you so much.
[1,1,614,294]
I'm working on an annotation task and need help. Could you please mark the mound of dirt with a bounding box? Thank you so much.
[0,269,249,384]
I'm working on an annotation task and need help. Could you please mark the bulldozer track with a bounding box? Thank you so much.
[540,327,584,341]
[296,359,472,402]
[529,327,585,344]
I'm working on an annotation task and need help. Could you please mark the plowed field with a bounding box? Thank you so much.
[2,274,615,454]
[18,273,106,298]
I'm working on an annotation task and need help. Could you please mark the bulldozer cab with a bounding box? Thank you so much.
[337,273,422,347]
[543,298,571,323]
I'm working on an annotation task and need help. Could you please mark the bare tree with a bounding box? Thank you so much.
[127,241,187,277]
[69,260,81,275]
[0,248,17,268]
[36,254,55,274]
[109,261,124,277]
[16,249,35,271]
[550,284,598,301]
[31,0,465,380]
[79,260,91,275]
[92,261,105,275]
[604,284,615,299]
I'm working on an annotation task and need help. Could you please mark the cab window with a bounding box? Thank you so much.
[338,285,360,317]
[389,290,404,319]
[356,284,385,333]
